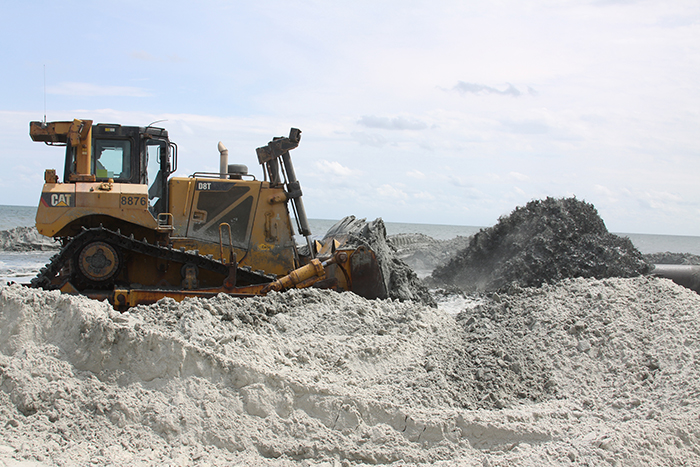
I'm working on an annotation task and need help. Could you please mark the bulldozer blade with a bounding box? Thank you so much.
[348,246,387,299]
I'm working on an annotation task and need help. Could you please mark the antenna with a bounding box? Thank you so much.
[43,65,47,126]
[146,119,167,128]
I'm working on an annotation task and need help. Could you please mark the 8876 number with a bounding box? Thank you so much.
[120,195,148,207]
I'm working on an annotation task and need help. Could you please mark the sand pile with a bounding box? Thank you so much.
[0,227,59,252]
[1,275,699,466]
[430,197,649,293]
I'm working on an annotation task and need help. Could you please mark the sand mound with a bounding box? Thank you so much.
[0,227,59,252]
[430,197,649,293]
[1,275,699,465]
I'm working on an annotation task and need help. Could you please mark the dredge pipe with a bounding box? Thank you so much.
[649,264,700,294]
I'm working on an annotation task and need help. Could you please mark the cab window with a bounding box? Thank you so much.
[93,139,131,180]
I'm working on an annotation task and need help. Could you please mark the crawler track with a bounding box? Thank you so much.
[30,226,275,291]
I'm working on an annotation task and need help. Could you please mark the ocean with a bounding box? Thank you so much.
[2,204,700,283]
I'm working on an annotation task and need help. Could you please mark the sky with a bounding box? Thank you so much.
[0,0,698,235]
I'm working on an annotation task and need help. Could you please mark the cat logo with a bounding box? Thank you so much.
[41,193,75,207]
[52,194,72,206]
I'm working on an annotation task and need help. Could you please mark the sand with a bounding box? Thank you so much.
[430,198,648,293]
[1,199,698,466]
[1,275,699,466]
[0,227,59,252]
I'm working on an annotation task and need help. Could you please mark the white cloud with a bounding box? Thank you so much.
[414,191,435,201]
[594,184,617,198]
[358,115,428,131]
[350,132,387,147]
[377,184,407,200]
[508,171,529,181]
[406,169,425,179]
[314,160,356,176]
[447,175,472,188]
[452,81,523,97]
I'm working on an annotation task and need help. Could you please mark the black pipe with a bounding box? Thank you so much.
[649,264,700,293]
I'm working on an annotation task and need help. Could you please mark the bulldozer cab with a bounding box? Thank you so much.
[35,120,177,214]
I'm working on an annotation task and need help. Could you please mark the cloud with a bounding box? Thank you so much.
[351,132,387,147]
[376,184,408,200]
[314,159,356,176]
[406,169,426,179]
[448,174,472,188]
[508,171,529,181]
[453,81,522,97]
[47,82,152,97]
[596,185,686,213]
[131,51,158,62]
[500,119,550,134]
[414,191,435,201]
[594,184,617,197]
[358,115,428,131]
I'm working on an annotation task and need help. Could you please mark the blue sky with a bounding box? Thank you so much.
[1,1,698,235]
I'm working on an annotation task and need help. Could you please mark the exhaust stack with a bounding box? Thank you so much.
[218,141,228,179]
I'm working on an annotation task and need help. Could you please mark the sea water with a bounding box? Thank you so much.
[2,205,700,283]
[298,218,700,254]
[0,205,36,230]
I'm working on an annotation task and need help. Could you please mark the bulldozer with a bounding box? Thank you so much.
[28,118,387,309]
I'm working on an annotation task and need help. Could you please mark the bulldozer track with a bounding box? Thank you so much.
[30,226,275,290]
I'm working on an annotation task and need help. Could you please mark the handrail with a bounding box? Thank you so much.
[218,222,234,265]
[189,171,256,181]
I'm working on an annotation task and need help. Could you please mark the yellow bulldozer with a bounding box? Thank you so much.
[28,119,386,309]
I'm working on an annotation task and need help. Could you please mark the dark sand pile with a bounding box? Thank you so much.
[0,227,59,252]
[430,197,649,293]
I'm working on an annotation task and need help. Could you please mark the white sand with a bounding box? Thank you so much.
[0,276,699,466]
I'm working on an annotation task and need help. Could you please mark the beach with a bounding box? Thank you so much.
[0,275,698,466]
[1,202,699,465]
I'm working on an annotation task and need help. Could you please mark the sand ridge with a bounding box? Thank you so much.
[1,275,699,466]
